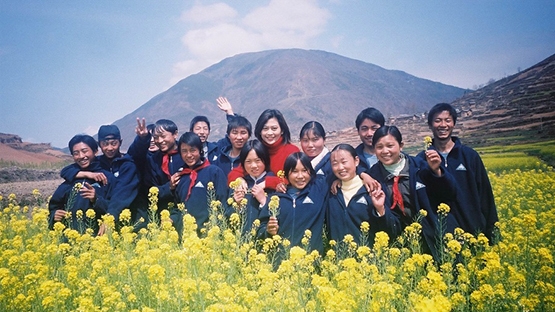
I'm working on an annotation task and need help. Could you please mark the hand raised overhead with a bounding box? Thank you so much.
[135,117,149,137]
[216,97,234,115]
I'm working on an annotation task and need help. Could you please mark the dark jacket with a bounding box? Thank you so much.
[172,163,228,235]
[259,176,328,253]
[60,153,140,223]
[369,154,459,261]
[417,137,499,242]
[49,161,116,233]
[326,181,399,248]
[224,172,275,236]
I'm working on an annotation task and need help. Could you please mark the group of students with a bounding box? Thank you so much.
[48,98,499,261]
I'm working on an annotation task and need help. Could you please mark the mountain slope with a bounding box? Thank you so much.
[113,49,466,149]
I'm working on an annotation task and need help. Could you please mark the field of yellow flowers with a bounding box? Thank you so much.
[1,159,554,311]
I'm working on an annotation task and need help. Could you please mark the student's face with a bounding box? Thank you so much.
[229,126,249,150]
[357,118,381,149]
[72,142,96,169]
[331,149,359,182]
[180,143,201,167]
[192,121,210,143]
[244,149,266,177]
[430,110,455,141]
[374,134,403,166]
[153,129,178,153]
[288,160,311,190]
[260,118,282,145]
[99,139,121,159]
[300,130,325,158]
[149,136,159,152]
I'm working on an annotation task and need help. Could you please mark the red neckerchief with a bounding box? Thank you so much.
[391,176,406,215]
[178,160,211,201]
[162,148,178,179]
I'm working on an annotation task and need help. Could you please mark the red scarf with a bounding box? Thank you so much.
[178,160,211,201]
[391,176,406,216]
[162,148,179,179]
[262,136,284,156]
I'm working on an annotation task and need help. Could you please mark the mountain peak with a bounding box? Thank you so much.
[114,48,466,150]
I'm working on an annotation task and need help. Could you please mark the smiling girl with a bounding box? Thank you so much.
[259,152,328,254]
[227,109,299,190]
[368,126,459,260]
[326,144,398,247]
[225,140,274,235]
[171,132,228,235]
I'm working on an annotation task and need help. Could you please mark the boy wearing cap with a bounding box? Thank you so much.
[60,125,142,232]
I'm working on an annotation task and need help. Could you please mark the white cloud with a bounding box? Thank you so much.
[172,0,331,82]
[180,3,238,24]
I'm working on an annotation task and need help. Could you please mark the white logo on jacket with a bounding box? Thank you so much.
[303,197,314,204]
[356,197,368,205]
[415,182,426,190]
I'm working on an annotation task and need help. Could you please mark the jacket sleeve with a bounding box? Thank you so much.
[227,164,245,184]
[60,163,81,181]
[48,183,70,228]
[419,162,457,203]
[369,190,402,240]
[127,134,151,166]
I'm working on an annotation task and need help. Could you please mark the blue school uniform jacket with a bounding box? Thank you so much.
[224,172,275,235]
[49,161,116,233]
[417,137,499,242]
[326,182,400,248]
[172,163,228,234]
[368,154,458,261]
[60,153,140,223]
[259,176,329,253]
[313,152,336,186]
[212,142,241,177]
[127,135,157,227]
[127,134,185,215]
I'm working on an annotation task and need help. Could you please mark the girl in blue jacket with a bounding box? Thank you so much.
[368,126,459,261]
[171,132,228,236]
[326,144,393,248]
[259,152,329,254]
[225,139,274,237]
[299,121,334,186]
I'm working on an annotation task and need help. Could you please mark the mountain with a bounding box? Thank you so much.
[113,49,466,150]
[0,133,70,165]
[325,53,555,153]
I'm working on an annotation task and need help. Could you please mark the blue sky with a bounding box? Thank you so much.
[1,0,554,148]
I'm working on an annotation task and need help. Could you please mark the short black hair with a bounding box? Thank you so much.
[299,121,326,140]
[331,143,357,159]
[239,140,270,170]
[190,116,211,131]
[154,119,178,135]
[68,134,98,154]
[178,132,205,159]
[355,107,385,130]
[427,103,458,126]
[227,115,252,137]
[283,152,316,181]
[372,125,403,147]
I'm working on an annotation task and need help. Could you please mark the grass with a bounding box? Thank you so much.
[0,159,70,170]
